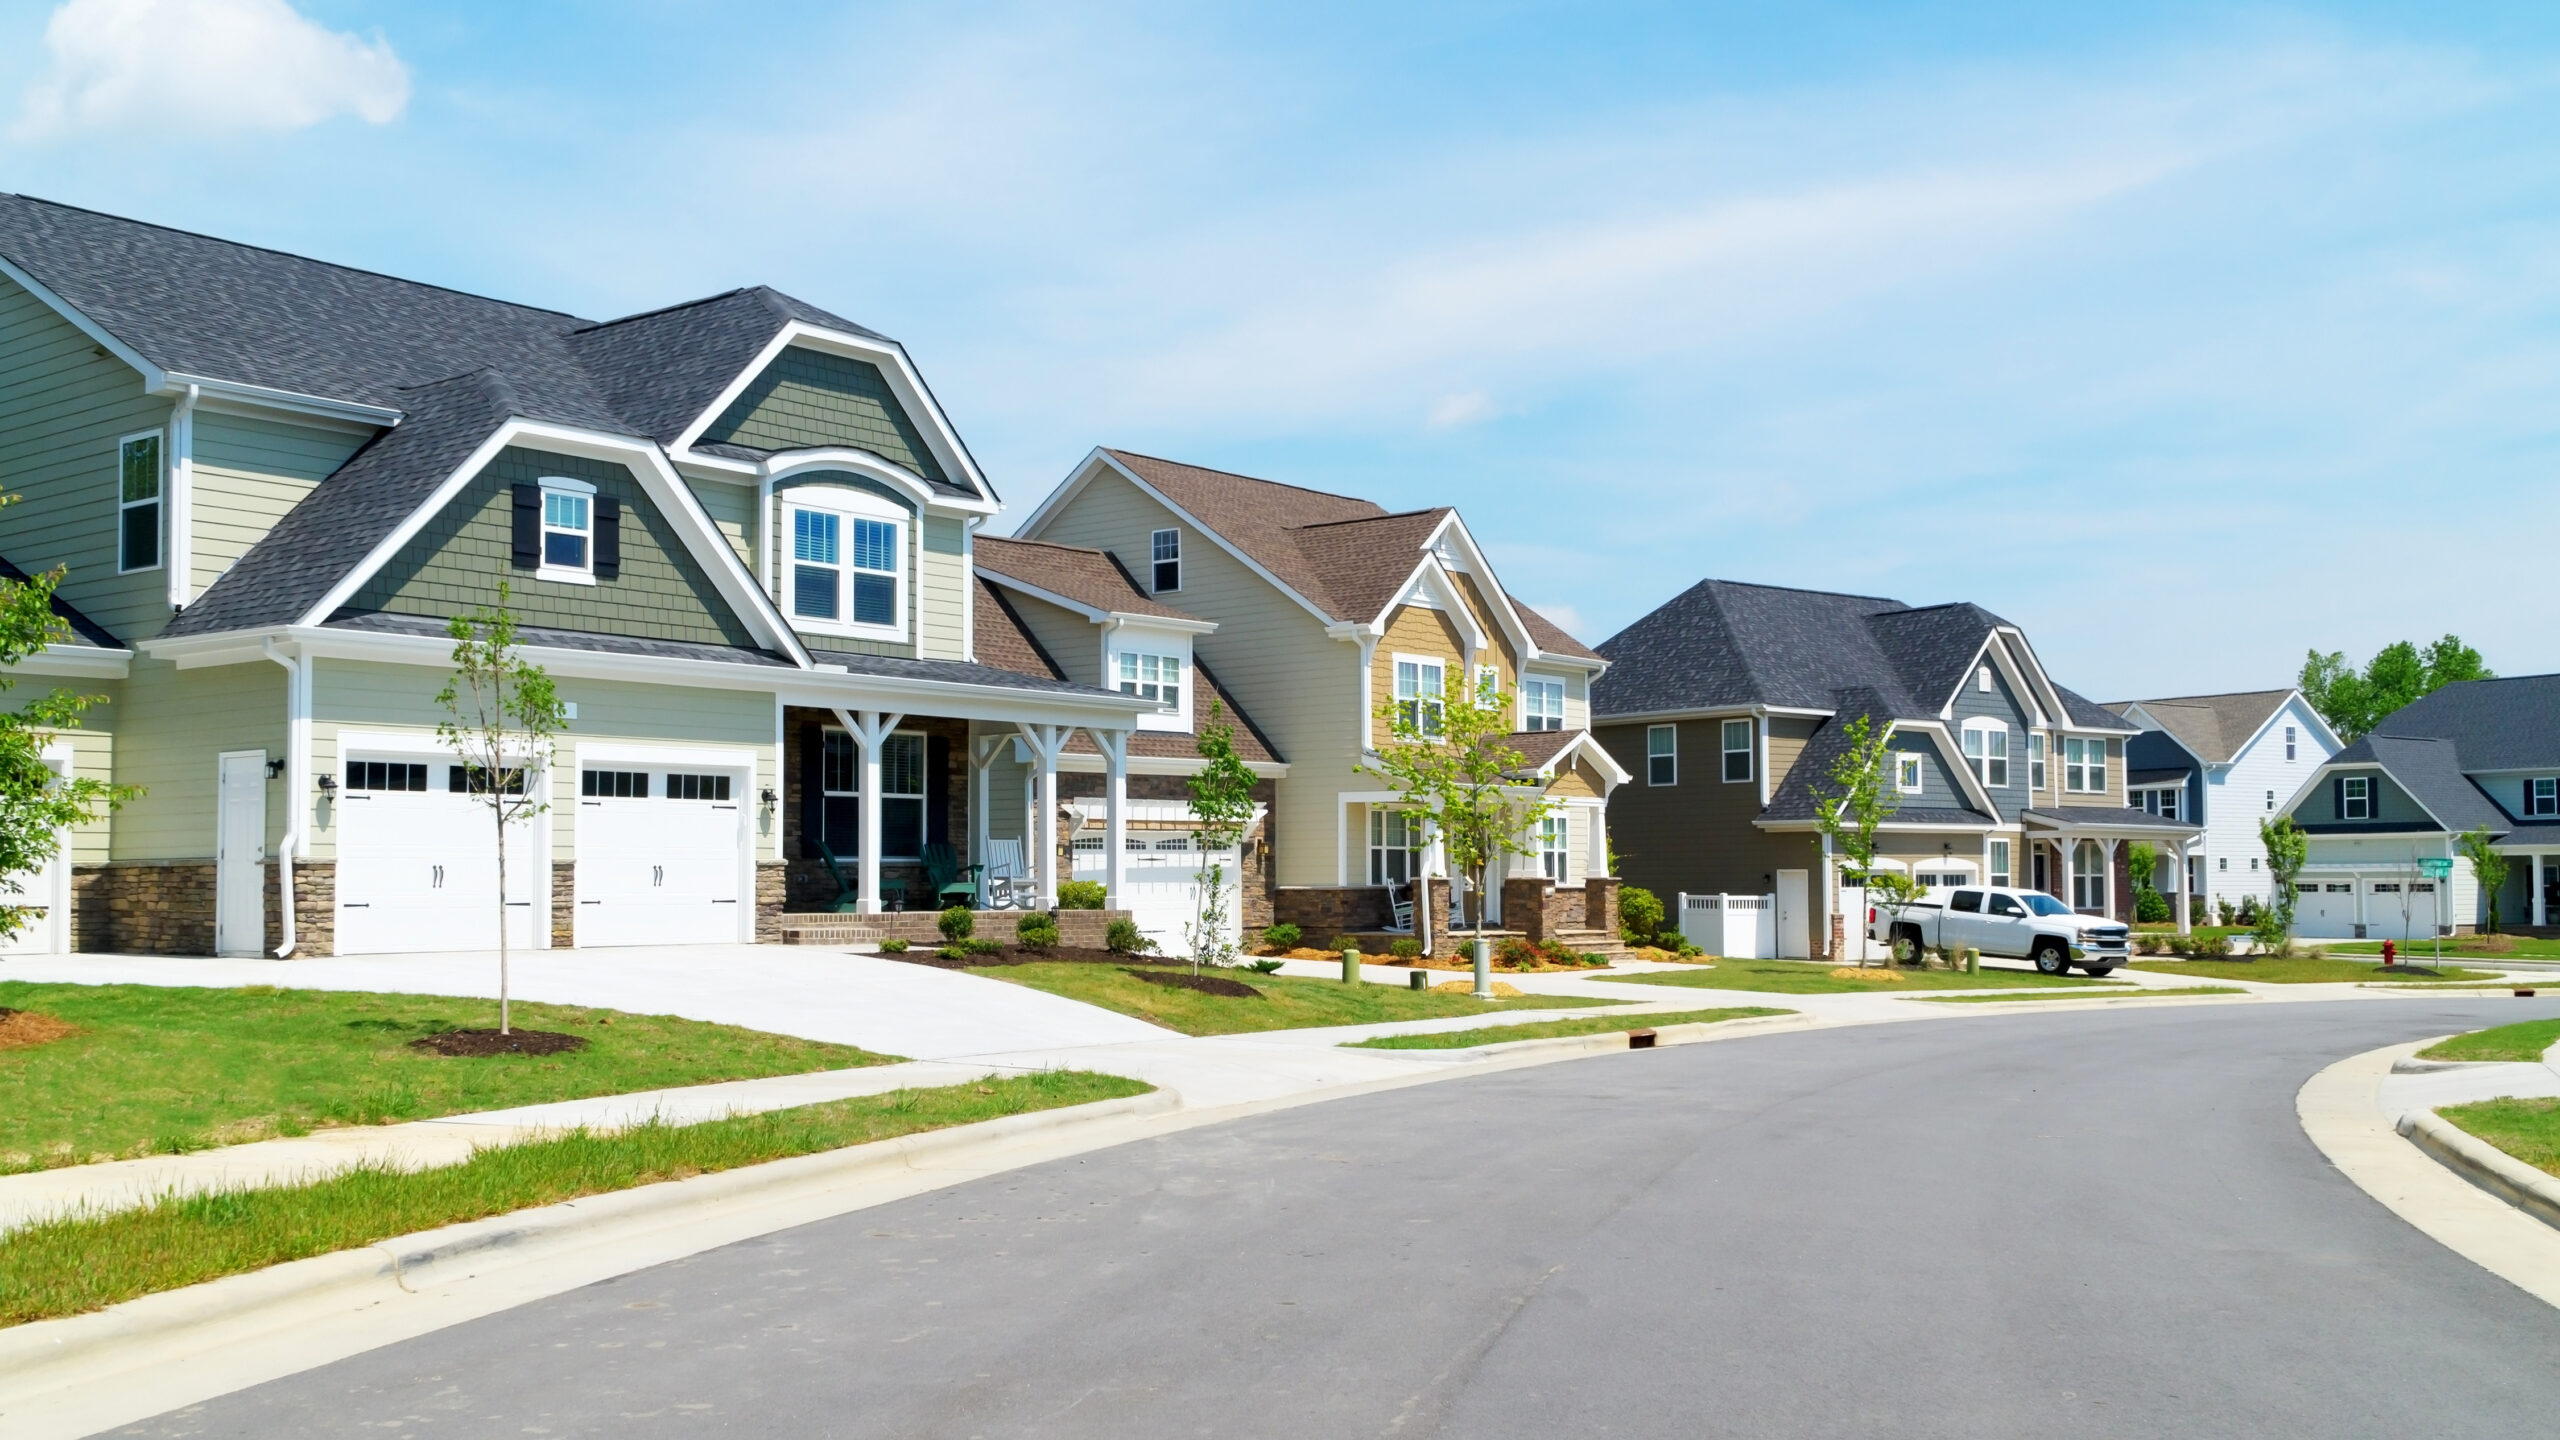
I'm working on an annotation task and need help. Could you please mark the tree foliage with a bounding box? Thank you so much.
[1,501,137,941]
[1362,671,1554,947]
[1183,699,1258,971]
[2300,636,2491,742]
[435,585,565,1033]
[1811,717,1913,959]
[2457,827,2510,934]
[2255,816,2309,950]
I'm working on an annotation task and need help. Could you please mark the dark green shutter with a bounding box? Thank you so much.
[510,484,540,569]
[593,496,621,579]
[798,722,824,860]
[2332,776,2345,818]
[926,735,951,848]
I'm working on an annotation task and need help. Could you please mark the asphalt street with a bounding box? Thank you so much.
[120,999,2560,1438]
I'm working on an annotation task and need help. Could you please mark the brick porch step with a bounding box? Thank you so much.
[1554,929,1635,962]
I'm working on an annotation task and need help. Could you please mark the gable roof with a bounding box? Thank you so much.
[2106,689,2297,764]
[2362,675,2560,774]
[1518,604,1601,663]
[2319,733,2508,834]
[972,536,1195,621]
[1756,688,1995,826]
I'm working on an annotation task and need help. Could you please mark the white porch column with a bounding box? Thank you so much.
[1586,803,1607,880]
[2101,838,2119,921]
[832,709,903,914]
[2534,853,2547,929]
[2060,838,2078,914]
[2174,839,2192,936]
[1014,723,1072,908]
[1093,728,1130,909]
[969,734,1003,892]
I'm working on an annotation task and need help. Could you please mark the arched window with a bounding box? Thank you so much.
[2073,840,2107,912]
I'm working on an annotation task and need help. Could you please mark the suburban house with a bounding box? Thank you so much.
[2278,674,2560,942]
[1010,449,1627,949]
[2104,689,2341,917]
[1590,579,2199,957]
[0,195,1168,959]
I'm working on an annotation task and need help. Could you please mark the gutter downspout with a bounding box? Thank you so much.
[166,383,200,611]
[262,638,311,958]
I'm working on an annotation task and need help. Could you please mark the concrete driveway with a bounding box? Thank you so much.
[0,946,1171,1060]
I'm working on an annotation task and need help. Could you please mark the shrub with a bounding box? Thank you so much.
[938,906,975,942]
[2215,897,2236,926]
[1388,937,1423,960]
[1328,936,1360,954]
[1261,923,1303,952]
[1104,917,1152,954]
[878,938,909,954]
[2192,932,2234,958]
[964,937,1004,956]
[1494,937,1539,969]
[1057,880,1107,910]
[1016,913,1061,951]
[2136,889,2171,923]
[1619,887,1665,946]
[936,944,970,961]
[1245,959,1284,974]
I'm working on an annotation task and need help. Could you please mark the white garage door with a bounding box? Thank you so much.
[574,766,747,948]
[2294,882,2359,940]
[335,757,537,955]
[1071,836,1239,958]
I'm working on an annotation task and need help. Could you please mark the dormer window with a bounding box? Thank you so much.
[783,489,906,638]
[1151,528,1180,593]
[539,478,595,580]
[2528,777,2556,818]
[1116,651,1182,709]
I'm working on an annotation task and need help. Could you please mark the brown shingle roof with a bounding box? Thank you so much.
[973,535,1194,620]
[1284,508,1450,622]
[1103,450,1385,617]
[1517,603,1599,662]
[1059,658,1283,765]
[972,578,1067,683]
[2109,689,2295,763]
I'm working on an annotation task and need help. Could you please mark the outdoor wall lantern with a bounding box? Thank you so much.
[316,774,338,793]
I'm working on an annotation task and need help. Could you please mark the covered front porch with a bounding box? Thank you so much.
[2021,806,2204,932]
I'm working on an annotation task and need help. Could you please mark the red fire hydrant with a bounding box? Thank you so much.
[2382,940,2397,965]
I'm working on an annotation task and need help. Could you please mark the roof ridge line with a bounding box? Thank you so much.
[569,288,756,334]
[1289,506,1450,532]
[1103,448,1382,509]
[1703,575,1908,608]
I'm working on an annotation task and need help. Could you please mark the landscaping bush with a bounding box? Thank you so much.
[2192,932,2234,958]
[1260,923,1303,952]
[1619,886,1665,946]
[936,944,970,961]
[1104,917,1152,954]
[1328,936,1359,954]
[2136,888,2171,923]
[1057,880,1107,910]
[2216,897,2236,926]
[1388,938,1423,960]
[1016,913,1061,951]
[1495,937,1539,969]
[939,907,975,942]
[878,938,909,954]
[1245,959,1284,974]
[964,937,1004,956]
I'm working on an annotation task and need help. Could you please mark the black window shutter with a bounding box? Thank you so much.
[927,735,951,848]
[510,483,540,569]
[593,496,621,579]
[2332,776,2345,817]
[798,722,825,860]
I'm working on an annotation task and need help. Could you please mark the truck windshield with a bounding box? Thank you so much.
[2020,893,2073,917]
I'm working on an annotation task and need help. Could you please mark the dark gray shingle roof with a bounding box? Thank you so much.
[2365,675,2560,774]
[2322,733,2507,834]
[0,552,121,648]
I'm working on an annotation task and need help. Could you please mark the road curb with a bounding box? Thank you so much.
[1369,1010,1815,1061]
[2297,1038,2560,1314]
[2396,1108,2560,1233]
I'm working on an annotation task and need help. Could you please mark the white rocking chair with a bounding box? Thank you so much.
[982,838,1036,910]
[1388,881,1416,933]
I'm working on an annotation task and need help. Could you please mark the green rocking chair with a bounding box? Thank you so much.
[922,842,982,910]
[816,839,905,912]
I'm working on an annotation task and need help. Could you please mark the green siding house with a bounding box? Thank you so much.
[0,195,1165,958]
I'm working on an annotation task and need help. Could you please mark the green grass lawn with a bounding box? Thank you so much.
[968,963,1620,1036]
[1906,986,2245,1005]
[1345,1006,1791,1050]
[2125,957,2498,984]
[2417,1018,2560,1063]
[0,1070,1147,1329]
[2438,1095,2560,1179]
[2330,936,2560,960]
[0,982,890,1172]
[2132,924,2251,941]
[1606,958,2111,995]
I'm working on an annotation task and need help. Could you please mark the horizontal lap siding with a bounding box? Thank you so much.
[686,476,759,576]
[0,275,171,641]
[1030,468,1353,886]
[189,412,368,599]
[1596,717,1817,901]
[108,658,286,861]
[1005,590,1100,689]
[918,515,966,661]
[5,687,117,864]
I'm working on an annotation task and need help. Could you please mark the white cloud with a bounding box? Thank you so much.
[1517,601,1585,639]
[1425,391,1495,429]
[9,0,409,142]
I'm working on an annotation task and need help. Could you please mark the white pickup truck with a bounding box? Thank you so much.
[1867,887,2133,976]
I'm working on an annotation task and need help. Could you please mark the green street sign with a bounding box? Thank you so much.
[2418,858,2454,879]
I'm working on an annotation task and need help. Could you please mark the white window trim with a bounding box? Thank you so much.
[1976,665,1994,694]
[1150,527,1181,594]
[2028,732,2046,792]
[1961,718,2010,789]
[2062,734,2108,794]
[1108,638,1194,732]
[1392,652,1449,736]
[1519,673,1566,732]
[1646,723,1677,786]
[1896,752,1923,795]
[779,487,909,642]
[1721,718,1754,784]
[1988,838,2012,889]
[2529,777,2558,819]
[116,428,165,575]
[535,475,598,586]
[2342,775,2372,821]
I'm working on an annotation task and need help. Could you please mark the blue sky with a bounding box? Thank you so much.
[3,1,2554,698]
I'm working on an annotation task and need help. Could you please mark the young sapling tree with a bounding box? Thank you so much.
[436,584,566,1035]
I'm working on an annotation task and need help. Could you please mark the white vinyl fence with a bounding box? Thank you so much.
[1678,892,1775,958]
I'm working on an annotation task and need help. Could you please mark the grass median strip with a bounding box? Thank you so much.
[1905,986,2245,1005]
[1345,1006,1792,1050]
[2125,958,2496,984]
[0,1069,1148,1329]
[2417,1018,2560,1063]
[969,961,1620,1036]
[0,982,892,1174]
[1609,958,2106,995]
[2438,1096,2560,1180]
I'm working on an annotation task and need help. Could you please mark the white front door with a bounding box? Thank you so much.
[1776,868,1810,958]
[0,758,68,955]
[216,752,268,956]
[574,766,748,947]
[335,757,537,955]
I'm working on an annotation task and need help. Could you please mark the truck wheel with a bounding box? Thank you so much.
[2080,965,2116,978]
[1891,927,1921,965]
[2032,942,2070,976]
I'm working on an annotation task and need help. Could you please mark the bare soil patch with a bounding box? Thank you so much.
[407,1029,591,1058]
[1128,968,1263,999]
[0,1008,76,1052]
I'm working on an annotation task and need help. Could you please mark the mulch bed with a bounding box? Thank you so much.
[1127,968,1263,999]
[888,945,1187,972]
[0,1008,76,1052]
[407,1028,591,1058]
[2374,964,2449,977]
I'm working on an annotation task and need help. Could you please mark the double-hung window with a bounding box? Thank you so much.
[1116,651,1183,710]
[1369,809,1420,886]
[816,729,926,858]
[1646,725,1676,786]
[1538,814,1569,881]
[1521,678,1565,731]
[117,431,162,573]
[1896,753,1923,794]
[1988,839,2012,889]
[1963,721,2009,788]
[2340,775,2372,821]
[2063,736,2106,793]
[1395,658,1445,736]
[2285,725,2298,761]
[1151,528,1180,592]
[1722,719,1753,783]
[2528,777,2558,818]
[788,496,904,634]
[2028,733,2046,791]
[1474,665,1501,709]
[539,478,594,579]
